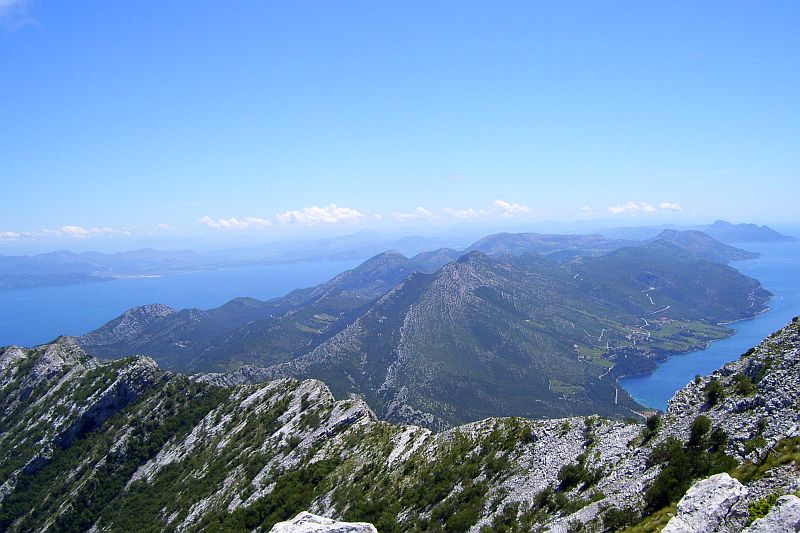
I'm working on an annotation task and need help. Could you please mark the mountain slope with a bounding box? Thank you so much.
[2,318,799,532]
[651,229,759,263]
[464,229,757,264]
[465,232,634,256]
[240,244,769,427]
[78,251,434,372]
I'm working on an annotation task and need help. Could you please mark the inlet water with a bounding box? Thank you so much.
[620,241,800,410]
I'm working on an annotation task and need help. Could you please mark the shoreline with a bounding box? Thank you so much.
[613,303,772,406]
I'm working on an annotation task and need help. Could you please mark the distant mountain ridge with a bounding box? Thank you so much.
[650,229,759,263]
[2,223,774,290]
[0,233,454,289]
[703,220,798,243]
[598,220,797,244]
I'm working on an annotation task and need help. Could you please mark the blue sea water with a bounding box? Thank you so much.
[0,259,362,347]
[620,241,800,410]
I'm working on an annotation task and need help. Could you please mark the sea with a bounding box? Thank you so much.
[620,241,800,410]
[0,259,362,348]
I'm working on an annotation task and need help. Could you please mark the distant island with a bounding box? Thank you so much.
[702,220,797,243]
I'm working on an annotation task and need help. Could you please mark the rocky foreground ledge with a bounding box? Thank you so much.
[270,511,377,532]
[0,317,798,531]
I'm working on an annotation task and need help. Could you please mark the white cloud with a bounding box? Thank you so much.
[0,0,36,28]
[579,206,593,215]
[59,225,91,237]
[275,204,364,225]
[51,226,131,238]
[0,0,26,15]
[442,207,487,219]
[607,201,684,215]
[0,224,136,243]
[607,201,658,215]
[199,216,272,230]
[492,199,530,218]
[393,206,437,221]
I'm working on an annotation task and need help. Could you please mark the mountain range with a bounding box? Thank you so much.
[78,230,770,428]
[2,220,790,290]
[703,220,798,243]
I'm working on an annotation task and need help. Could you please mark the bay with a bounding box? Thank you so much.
[620,241,800,410]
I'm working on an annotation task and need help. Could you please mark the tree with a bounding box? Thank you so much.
[704,379,725,406]
[734,374,756,396]
[689,415,711,448]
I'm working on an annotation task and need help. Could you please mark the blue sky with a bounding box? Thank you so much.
[1,1,798,252]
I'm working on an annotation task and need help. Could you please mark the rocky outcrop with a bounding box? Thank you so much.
[663,317,800,464]
[662,473,749,532]
[744,495,800,532]
[270,512,377,532]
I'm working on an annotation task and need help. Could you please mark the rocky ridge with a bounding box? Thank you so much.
[1,318,799,531]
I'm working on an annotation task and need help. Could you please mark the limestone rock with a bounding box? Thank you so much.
[269,512,378,533]
[662,473,749,533]
[744,495,800,533]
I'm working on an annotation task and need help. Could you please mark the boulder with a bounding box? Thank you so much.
[269,512,378,533]
[663,473,749,533]
[744,494,800,533]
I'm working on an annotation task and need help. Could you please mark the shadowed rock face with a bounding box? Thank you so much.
[270,512,377,532]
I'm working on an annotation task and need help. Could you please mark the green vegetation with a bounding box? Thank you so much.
[201,460,339,532]
[621,504,677,533]
[704,379,725,406]
[644,416,737,512]
[640,414,661,444]
[734,437,800,483]
[748,491,782,522]
[602,506,640,531]
[754,358,773,384]
[733,374,756,396]
[0,378,230,532]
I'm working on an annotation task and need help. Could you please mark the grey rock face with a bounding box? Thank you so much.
[269,512,377,532]
[744,495,800,533]
[662,473,749,533]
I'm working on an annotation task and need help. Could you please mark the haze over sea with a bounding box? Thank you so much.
[620,240,800,410]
